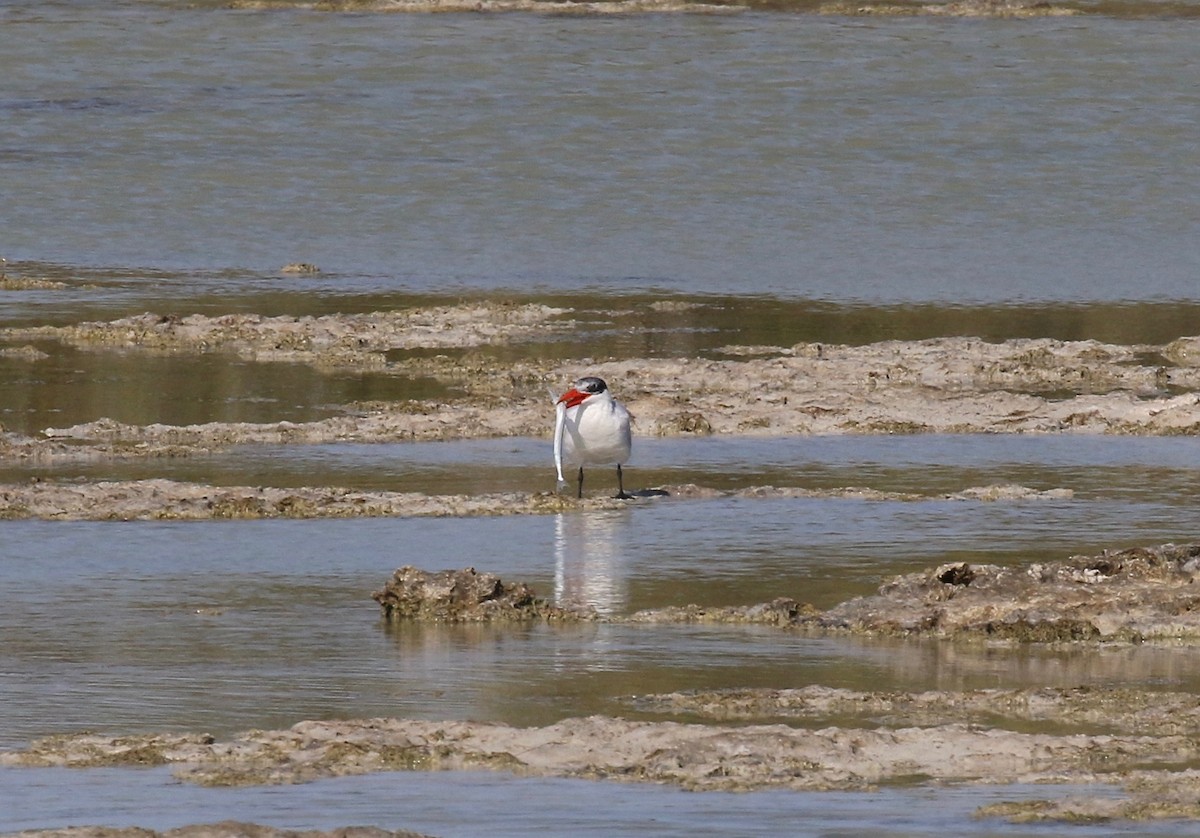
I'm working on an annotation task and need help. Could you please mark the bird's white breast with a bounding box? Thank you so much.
[560,395,632,467]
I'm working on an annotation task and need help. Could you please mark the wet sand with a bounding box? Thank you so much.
[0,478,1068,521]
[5,705,1197,793]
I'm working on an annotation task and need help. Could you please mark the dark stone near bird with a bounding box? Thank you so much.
[372,566,596,622]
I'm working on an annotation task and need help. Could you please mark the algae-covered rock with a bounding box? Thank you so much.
[372,566,595,622]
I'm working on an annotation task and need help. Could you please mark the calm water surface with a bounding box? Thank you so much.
[6,435,1200,832]
[2,766,1179,837]
[2,2,1199,303]
[6,435,1200,746]
[4,1,1200,834]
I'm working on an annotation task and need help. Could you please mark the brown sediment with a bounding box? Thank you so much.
[0,275,70,291]
[0,344,49,360]
[0,478,605,521]
[2,711,1199,796]
[813,542,1200,642]
[6,323,1200,459]
[628,542,1200,643]
[7,677,1200,822]
[373,543,1200,644]
[278,263,321,274]
[191,0,1200,16]
[629,684,1200,735]
[0,478,1068,521]
[1,304,574,369]
[371,566,595,621]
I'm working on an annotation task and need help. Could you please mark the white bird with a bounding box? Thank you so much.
[553,376,632,499]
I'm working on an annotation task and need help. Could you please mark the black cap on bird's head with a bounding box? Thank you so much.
[574,376,607,394]
[558,376,609,408]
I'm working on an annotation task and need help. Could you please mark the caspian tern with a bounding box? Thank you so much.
[553,376,633,499]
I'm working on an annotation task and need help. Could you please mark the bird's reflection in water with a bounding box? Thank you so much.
[554,509,631,616]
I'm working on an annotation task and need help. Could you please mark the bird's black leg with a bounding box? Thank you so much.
[615,464,632,500]
[576,466,584,499]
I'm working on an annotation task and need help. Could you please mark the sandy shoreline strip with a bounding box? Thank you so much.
[5,691,1200,823]
[0,478,1068,521]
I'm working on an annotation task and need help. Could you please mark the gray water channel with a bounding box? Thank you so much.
[1,765,1176,837]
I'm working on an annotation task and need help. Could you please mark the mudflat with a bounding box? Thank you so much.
[6,300,1200,827]
[6,303,1200,466]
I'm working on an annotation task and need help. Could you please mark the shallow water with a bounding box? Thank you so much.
[6,0,1200,833]
[0,766,1172,837]
[6,434,1200,749]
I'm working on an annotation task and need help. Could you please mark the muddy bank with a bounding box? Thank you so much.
[629,684,1200,735]
[815,541,1200,642]
[370,543,1200,644]
[11,547,1200,822]
[0,478,1066,521]
[6,708,1200,824]
[631,542,1200,643]
[1,711,1194,792]
[2,304,572,369]
[7,316,1200,461]
[0,478,583,521]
